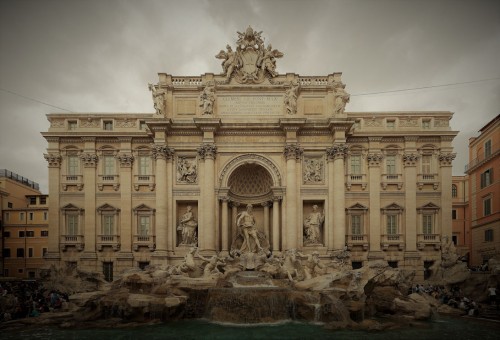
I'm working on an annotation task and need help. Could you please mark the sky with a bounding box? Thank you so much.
[0,0,499,194]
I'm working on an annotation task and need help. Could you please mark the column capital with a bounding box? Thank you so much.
[151,144,175,160]
[197,143,217,160]
[44,153,62,168]
[403,153,419,167]
[367,153,384,167]
[117,153,134,167]
[438,152,456,167]
[284,143,303,160]
[219,196,229,202]
[80,153,99,167]
[326,143,348,161]
[261,201,271,208]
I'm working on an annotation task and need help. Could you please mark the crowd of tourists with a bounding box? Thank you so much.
[0,280,68,322]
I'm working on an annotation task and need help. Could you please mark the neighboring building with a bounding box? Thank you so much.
[452,175,469,259]
[0,169,43,277]
[466,114,500,266]
[41,27,457,282]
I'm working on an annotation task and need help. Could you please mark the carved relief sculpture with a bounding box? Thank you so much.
[303,205,324,246]
[303,158,323,183]
[199,82,216,115]
[177,206,198,246]
[177,157,197,183]
[284,81,299,115]
[333,81,350,115]
[148,83,165,116]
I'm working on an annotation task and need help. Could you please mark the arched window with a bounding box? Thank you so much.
[452,184,457,198]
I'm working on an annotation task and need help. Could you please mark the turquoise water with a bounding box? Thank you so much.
[4,317,500,340]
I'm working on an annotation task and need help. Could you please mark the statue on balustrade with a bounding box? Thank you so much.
[177,206,198,246]
[303,205,324,246]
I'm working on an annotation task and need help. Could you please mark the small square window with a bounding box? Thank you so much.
[26,231,34,237]
[3,249,11,258]
[19,231,25,237]
[41,230,49,237]
[17,248,25,258]
[40,197,47,205]
[29,197,36,205]
[8,202,13,208]
[68,121,77,130]
[103,121,113,131]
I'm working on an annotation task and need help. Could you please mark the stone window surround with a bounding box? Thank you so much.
[96,203,121,251]
[132,204,156,252]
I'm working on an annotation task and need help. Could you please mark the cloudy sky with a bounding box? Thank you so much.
[1,0,499,194]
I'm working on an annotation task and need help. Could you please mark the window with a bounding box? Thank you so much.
[7,202,13,208]
[19,212,25,221]
[17,248,24,258]
[452,184,457,198]
[139,216,150,236]
[103,215,114,235]
[421,155,431,174]
[28,248,34,258]
[351,155,361,175]
[452,235,458,245]
[68,155,79,176]
[67,215,78,235]
[387,120,395,129]
[40,196,47,205]
[26,231,34,237]
[422,120,430,129]
[3,249,10,258]
[138,156,150,175]
[387,215,397,235]
[41,230,49,237]
[19,231,25,237]
[29,197,36,205]
[42,248,48,257]
[480,169,493,188]
[29,212,33,221]
[104,156,115,176]
[485,140,492,158]
[68,121,77,130]
[452,210,457,220]
[43,212,48,220]
[388,261,398,268]
[422,215,433,234]
[386,155,396,175]
[351,215,362,235]
[103,120,113,131]
[485,229,494,242]
[140,121,146,130]
[103,262,113,282]
[5,212,9,221]
[484,197,492,216]
[3,231,10,237]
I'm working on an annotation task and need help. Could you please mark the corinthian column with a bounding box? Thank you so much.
[44,151,62,263]
[326,144,348,251]
[284,144,302,250]
[117,152,134,255]
[198,143,217,253]
[403,152,419,251]
[152,144,174,260]
[220,196,229,253]
[439,152,456,239]
[367,152,383,252]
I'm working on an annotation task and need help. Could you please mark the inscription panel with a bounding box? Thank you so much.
[218,95,283,115]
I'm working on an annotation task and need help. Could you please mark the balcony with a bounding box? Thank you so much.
[345,173,367,190]
[417,234,441,250]
[346,234,369,250]
[381,234,404,251]
[60,235,84,251]
[465,142,499,173]
[133,235,156,251]
[98,174,120,191]
[417,173,439,190]
[133,174,155,191]
[97,234,121,251]
[61,175,83,191]
[381,173,403,190]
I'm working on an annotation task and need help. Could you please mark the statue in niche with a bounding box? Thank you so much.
[177,206,198,246]
[230,204,270,255]
[177,157,197,183]
[216,45,239,81]
[303,158,323,183]
[284,81,299,115]
[303,205,324,245]
[333,82,350,115]
[148,83,165,115]
[199,82,216,115]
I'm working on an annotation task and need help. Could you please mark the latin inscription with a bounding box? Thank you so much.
[218,95,282,115]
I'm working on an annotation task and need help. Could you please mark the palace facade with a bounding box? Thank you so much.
[42,27,457,281]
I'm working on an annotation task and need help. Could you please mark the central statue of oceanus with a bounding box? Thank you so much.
[230,204,270,256]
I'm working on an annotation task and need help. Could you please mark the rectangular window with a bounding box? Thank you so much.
[26,231,34,237]
[421,155,431,174]
[28,248,34,258]
[387,215,397,235]
[5,212,9,221]
[3,231,10,237]
[104,156,115,176]
[40,196,47,205]
[103,121,113,131]
[103,262,113,282]
[67,215,78,235]
[139,156,150,175]
[452,210,457,220]
[42,248,48,257]
[68,155,79,176]
[17,248,24,258]
[43,212,48,220]
[8,202,13,208]
[485,140,492,158]
[452,235,458,245]
[103,215,114,235]
[29,197,37,205]
[351,215,361,235]
[68,121,77,130]
[3,249,10,258]
[423,215,433,234]
[480,169,493,188]
[422,120,430,129]
[19,231,25,238]
[19,212,25,221]
[485,229,494,242]
[484,197,492,216]
[386,155,396,175]
[139,216,150,236]
[351,155,361,175]
[29,212,34,221]
[387,120,395,129]
[41,230,49,237]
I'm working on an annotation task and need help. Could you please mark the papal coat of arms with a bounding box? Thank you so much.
[216,26,284,84]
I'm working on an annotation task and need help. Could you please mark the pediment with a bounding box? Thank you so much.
[346,203,368,211]
[61,203,81,211]
[133,204,155,212]
[418,202,440,211]
[382,202,404,211]
[97,203,118,212]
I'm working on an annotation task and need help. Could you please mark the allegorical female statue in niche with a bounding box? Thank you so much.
[303,205,324,245]
[177,206,198,246]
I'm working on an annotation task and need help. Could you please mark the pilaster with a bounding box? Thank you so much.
[403,150,419,252]
[439,152,456,239]
[367,151,383,252]
[44,151,62,261]
[117,147,134,257]
[198,143,217,253]
[284,143,302,250]
[81,137,98,260]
